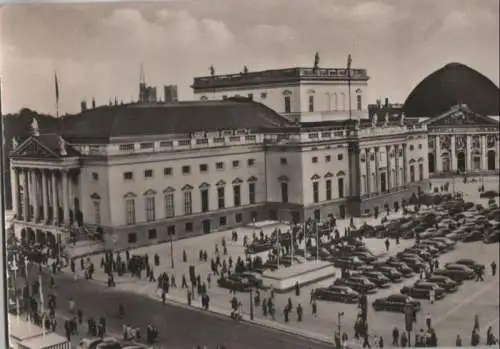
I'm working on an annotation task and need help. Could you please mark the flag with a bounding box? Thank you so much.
[54,72,59,103]
[347,54,352,70]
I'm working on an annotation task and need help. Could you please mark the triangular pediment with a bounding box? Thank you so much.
[424,104,498,126]
[10,137,61,160]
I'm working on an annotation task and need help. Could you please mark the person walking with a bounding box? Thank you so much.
[491,261,497,276]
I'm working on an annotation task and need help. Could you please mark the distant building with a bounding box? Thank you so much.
[139,83,157,103]
[164,85,179,103]
[191,66,370,123]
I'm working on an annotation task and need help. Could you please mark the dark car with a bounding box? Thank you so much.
[313,285,359,303]
[372,294,421,313]
[419,240,448,252]
[395,255,425,272]
[400,282,446,300]
[429,237,456,249]
[245,242,273,254]
[217,276,252,292]
[448,259,485,273]
[463,230,484,242]
[483,230,499,244]
[350,251,378,263]
[384,261,415,278]
[373,265,403,282]
[361,271,391,288]
[331,256,365,270]
[233,272,264,288]
[333,276,377,294]
[434,265,474,282]
[426,275,460,291]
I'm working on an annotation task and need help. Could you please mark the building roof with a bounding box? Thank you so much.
[191,67,369,90]
[60,99,294,143]
[421,103,499,127]
[403,62,500,118]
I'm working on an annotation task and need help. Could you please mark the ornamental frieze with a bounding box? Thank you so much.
[455,135,466,152]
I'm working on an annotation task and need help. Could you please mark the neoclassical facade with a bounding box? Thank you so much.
[9,100,429,249]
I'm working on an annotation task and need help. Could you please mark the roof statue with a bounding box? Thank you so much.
[384,112,389,127]
[31,117,40,136]
[314,52,320,70]
[209,65,215,77]
[243,66,248,74]
[372,112,378,127]
[58,136,67,156]
[400,112,405,126]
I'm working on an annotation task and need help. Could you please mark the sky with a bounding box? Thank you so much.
[0,0,499,115]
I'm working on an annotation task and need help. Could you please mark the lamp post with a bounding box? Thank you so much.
[249,289,254,320]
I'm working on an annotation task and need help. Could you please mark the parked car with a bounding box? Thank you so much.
[428,237,456,249]
[333,276,377,294]
[463,230,484,242]
[425,275,460,291]
[433,264,474,282]
[361,270,391,288]
[395,255,425,272]
[331,256,365,270]
[384,261,415,278]
[233,272,264,288]
[400,281,446,300]
[313,285,359,303]
[350,251,378,263]
[448,259,485,273]
[372,294,421,313]
[373,265,403,282]
[419,240,448,252]
[483,230,500,244]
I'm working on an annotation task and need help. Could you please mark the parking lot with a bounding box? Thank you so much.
[65,177,499,346]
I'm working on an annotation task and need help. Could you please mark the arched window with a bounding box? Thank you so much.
[144,190,156,222]
[164,187,175,218]
[182,185,193,215]
[356,95,362,111]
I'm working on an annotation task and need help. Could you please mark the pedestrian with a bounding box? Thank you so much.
[295,281,300,296]
[283,306,289,323]
[378,336,384,348]
[400,331,408,347]
[311,299,317,317]
[426,313,432,328]
[171,274,176,287]
[473,313,479,331]
[310,288,315,304]
[182,274,188,288]
[471,329,480,346]
[392,327,399,346]
[385,238,390,252]
[262,299,267,317]
[296,304,303,322]
[491,261,497,276]
[429,288,435,304]
[455,334,462,347]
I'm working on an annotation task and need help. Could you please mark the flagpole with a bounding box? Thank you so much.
[347,54,352,121]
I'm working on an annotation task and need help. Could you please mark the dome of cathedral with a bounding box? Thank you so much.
[403,63,499,118]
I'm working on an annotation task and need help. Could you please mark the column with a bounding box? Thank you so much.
[435,135,442,172]
[365,148,371,194]
[32,171,40,221]
[481,135,487,170]
[402,144,408,184]
[386,145,392,190]
[466,135,472,172]
[62,170,70,225]
[23,169,29,221]
[374,147,380,192]
[42,170,49,223]
[51,171,59,225]
[450,136,456,172]
[11,167,19,218]
[394,145,400,187]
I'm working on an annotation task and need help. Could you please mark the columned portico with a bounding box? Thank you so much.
[51,171,59,224]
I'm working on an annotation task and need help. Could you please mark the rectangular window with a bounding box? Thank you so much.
[140,142,154,149]
[128,233,137,243]
[357,95,362,111]
[312,157,318,163]
[217,187,225,209]
[313,182,319,203]
[145,196,156,222]
[309,95,314,112]
[233,185,241,207]
[92,172,99,181]
[201,189,209,212]
[167,225,176,236]
[199,164,208,173]
[247,158,255,167]
[182,165,191,174]
[164,167,173,176]
[235,213,243,223]
[148,229,157,240]
[338,177,344,198]
[185,222,193,233]
[326,179,332,201]
[280,157,287,165]
[165,192,175,218]
[232,160,240,168]
[119,144,134,152]
[325,155,331,163]
[183,191,192,215]
[219,216,227,226]
[281,182,288,203]
[284,96,291,113]
[216,162,224,170]
[410,166,416,182]
[123,172,134,180]
[248,93,253,100]
[93,200,101,225]
[125,199,135,225]
[419,164,424,181]
[249,182,256,204]
[144,169,153,178]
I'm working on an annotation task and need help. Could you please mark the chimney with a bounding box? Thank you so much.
[384,97,389,107]
[92,97,96,110]
[81,100,87,113]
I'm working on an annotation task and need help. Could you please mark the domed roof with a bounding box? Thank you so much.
[403,63,499,118]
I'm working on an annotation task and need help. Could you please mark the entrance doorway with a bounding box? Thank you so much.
[20,229,26,243]
[27,229,35,243]
[202,220,211,234]
[374,206,379,218]
[339,205,346,219]
[457,152,466,172]
[292,211,300,224]
[269,210,278,221]
[380,173,387,192]
[394,201,399,212]
[313,209,321,221]
[428,153,435,173]
[488,150,496,170]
